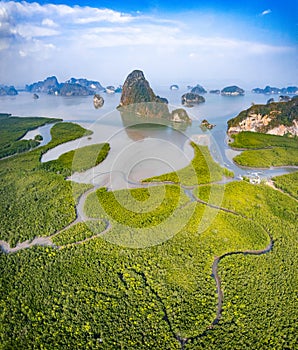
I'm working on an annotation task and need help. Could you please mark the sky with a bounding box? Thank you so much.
[0,0,297,88]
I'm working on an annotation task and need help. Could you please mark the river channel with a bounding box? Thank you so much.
[1,89,297,190]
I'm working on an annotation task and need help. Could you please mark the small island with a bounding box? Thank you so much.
[181,92,205,107]
[200,119,215,129]
[105,86,115,94]
[93,94,104,109]
[190,84,207,94]
[252,86,298,95]
[117,70,191,123]
[221,85,245,96]
[209,89,220,94]
[171,109,192,123]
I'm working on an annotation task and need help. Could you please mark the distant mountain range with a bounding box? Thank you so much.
[1,78,298,98]
[0,85,18,96]
[25,76,105,96]
[252,86,298,95]
[65,78,104,91]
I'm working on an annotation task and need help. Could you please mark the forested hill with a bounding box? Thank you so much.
[227,96,298,135]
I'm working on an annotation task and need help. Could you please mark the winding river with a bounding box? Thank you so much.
[0,175,278,350]
[3,90,296,189]
[0,90,296,347]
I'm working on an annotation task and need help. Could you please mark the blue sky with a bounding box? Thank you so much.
[0,0,297,88]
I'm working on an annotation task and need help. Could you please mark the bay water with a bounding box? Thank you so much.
[1,89,296,189]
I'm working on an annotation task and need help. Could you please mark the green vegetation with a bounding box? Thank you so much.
[0,120,93,246]
[52,221,107,246]
[84,185,193,248]
[43,122,92,150]
[229,131,297,149]
[1,179,296,349]
[228,96,298,130]
[0,113,60,158]
[85,185,186,228]
[191,181,297,349]
[229,131,298,167]
[0,139,41,159]
[42,143,110,177]
[144,142,233,185]
[272,171,298,199]
[0,116,297,349]
[71,182,93,204]
[0,170,77,246]
[233,146,298,167]
[34,134,43,142]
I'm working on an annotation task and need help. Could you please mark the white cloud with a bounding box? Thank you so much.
[0,1,296,87]
[261,9,272,16]
[76,24,292,57]
[0,1,284,54]
[16,24,60,38]
[73,8,132,24]
[0,40,9,51]
[16,39,56,59]
[1,1,133,24]
[19,50,27,57]
[42,18,59,28]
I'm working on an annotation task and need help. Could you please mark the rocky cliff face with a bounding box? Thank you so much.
[200,119,215,129]
[171,109,191,123]
[119,70,159,106]
[266,120,298,136]
[118,70,191,123]
[118,71,166,118]
[93,94,104,109]
[227,97,298,136]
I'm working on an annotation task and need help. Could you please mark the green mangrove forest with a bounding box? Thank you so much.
[0,115,297,349]
[230,131,298,167]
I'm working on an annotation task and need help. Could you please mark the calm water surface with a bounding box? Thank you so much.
[1,89,296,188]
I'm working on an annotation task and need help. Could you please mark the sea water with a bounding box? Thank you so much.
[1,89,296,189]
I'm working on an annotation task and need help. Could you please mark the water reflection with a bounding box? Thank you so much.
[2,91,296,188]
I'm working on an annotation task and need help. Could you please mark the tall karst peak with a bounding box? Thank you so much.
[118,70,191,124]
[119,70,157,107]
